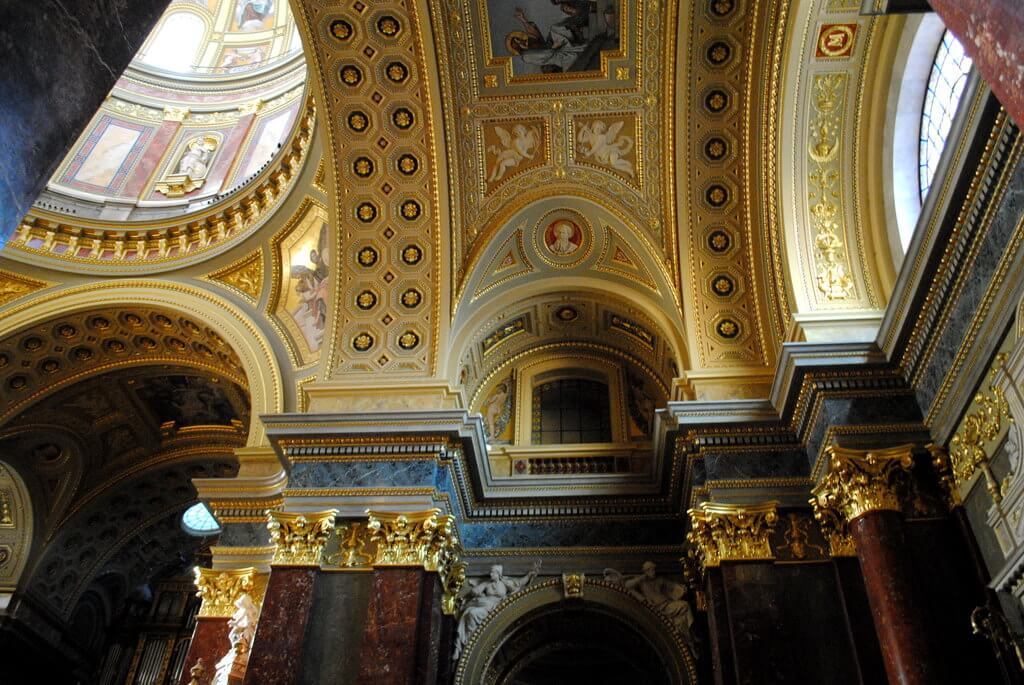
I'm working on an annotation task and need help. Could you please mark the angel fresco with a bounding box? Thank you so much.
[289,222,329,350]
[487,124,540,183]
[576,119,635,177]
[496,0,619,75]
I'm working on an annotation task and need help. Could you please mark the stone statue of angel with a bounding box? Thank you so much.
[604,561,695,645]
[452,561,542,662]
[212,593,260,685]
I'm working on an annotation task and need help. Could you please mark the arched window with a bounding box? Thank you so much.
[181,502,220,536]
[919,30,973,201]
[531,378,612,444]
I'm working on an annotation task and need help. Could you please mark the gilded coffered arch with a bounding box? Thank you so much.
[0,283,283,445]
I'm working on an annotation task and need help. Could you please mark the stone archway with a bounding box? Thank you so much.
[456,578,698,685]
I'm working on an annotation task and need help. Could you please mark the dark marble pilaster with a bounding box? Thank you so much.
[355,568,447,685]
[177,617,229,685]
[243,568,317,685]
[297,572,374,685]
[0,0,171,242]
[850,511,945,685]
[704,567,737,685]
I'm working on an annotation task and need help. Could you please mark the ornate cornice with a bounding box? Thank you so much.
[193,567,267,618]
[686,501,779,569]
[267,510,337,566]
[811,445,913,524]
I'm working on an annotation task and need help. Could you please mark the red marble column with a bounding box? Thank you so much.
[356,568,447,685]
[849,510,944,685]
[177,617,229,685]
[242,568,318,685]
[928,0,1024,126]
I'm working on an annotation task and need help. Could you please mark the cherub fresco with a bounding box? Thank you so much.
[487,124,540,183]
[576,119,635,177]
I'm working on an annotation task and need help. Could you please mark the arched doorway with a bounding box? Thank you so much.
[456,579,697,685]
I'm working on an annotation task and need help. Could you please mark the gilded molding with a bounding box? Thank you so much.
[267,510,337,566]
[686,501,779,568]
[811,445,914,524]
[927,443,962,510]
[366,509,465,615]
[193,567,267,618]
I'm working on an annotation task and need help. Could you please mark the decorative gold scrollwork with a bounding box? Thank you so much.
[686,501,779,570]
[267,510,338,566]
[950,354,1013,502]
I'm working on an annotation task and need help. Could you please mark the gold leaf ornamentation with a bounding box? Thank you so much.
[811,445,914,524]
[0,270,50,308]
[687,501,779,569]
[366,509,465,615]
[267,510,337,566]
[193,567,267,618]
[949,354,1012,501]
[207,250,264,302]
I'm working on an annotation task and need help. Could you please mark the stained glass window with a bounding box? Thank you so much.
[181,502,220,536]
[919,30,973,201]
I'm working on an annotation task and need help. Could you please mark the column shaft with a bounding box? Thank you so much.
[243,568,318,685]
[356,568,447,685]
[850,511,944,685]
[177,617,229,685]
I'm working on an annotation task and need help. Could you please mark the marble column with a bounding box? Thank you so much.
[176,618,229,685]
[0,0,171,243]
[354,510,465,685]
[243,510,337,685]
[928,0,1024,127]
[702,567,737,685]
[181,567,266,685]
[811,445,944,685]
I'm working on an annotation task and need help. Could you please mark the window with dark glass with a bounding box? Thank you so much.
[531,378,612,444]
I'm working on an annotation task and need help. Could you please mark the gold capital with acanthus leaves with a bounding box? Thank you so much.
[686,501,779,569]
[366,509,465,615]
[193,567,267,618]
[808,493,856,557]
[813,445,914,524]
[267,510,337,566]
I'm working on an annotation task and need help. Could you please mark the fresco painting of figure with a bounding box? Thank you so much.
[487,0,620,76]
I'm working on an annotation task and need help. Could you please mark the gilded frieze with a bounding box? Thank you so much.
[0,270,52,309]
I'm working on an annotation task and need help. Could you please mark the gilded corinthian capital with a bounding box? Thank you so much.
[193,567,266,618]
[366,509,466,615]
[686,501,779,569]
[267,510,338,566]
[811,445,914,524]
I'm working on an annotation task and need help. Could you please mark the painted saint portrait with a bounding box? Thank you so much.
[487,0,620,76]
[233,0,275,31]
[543,218,583,256]
[288,221,329,352]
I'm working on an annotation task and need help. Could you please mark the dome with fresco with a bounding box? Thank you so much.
[12,0,312,268]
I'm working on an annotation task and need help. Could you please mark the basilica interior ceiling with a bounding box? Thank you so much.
[0,0,945,657]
